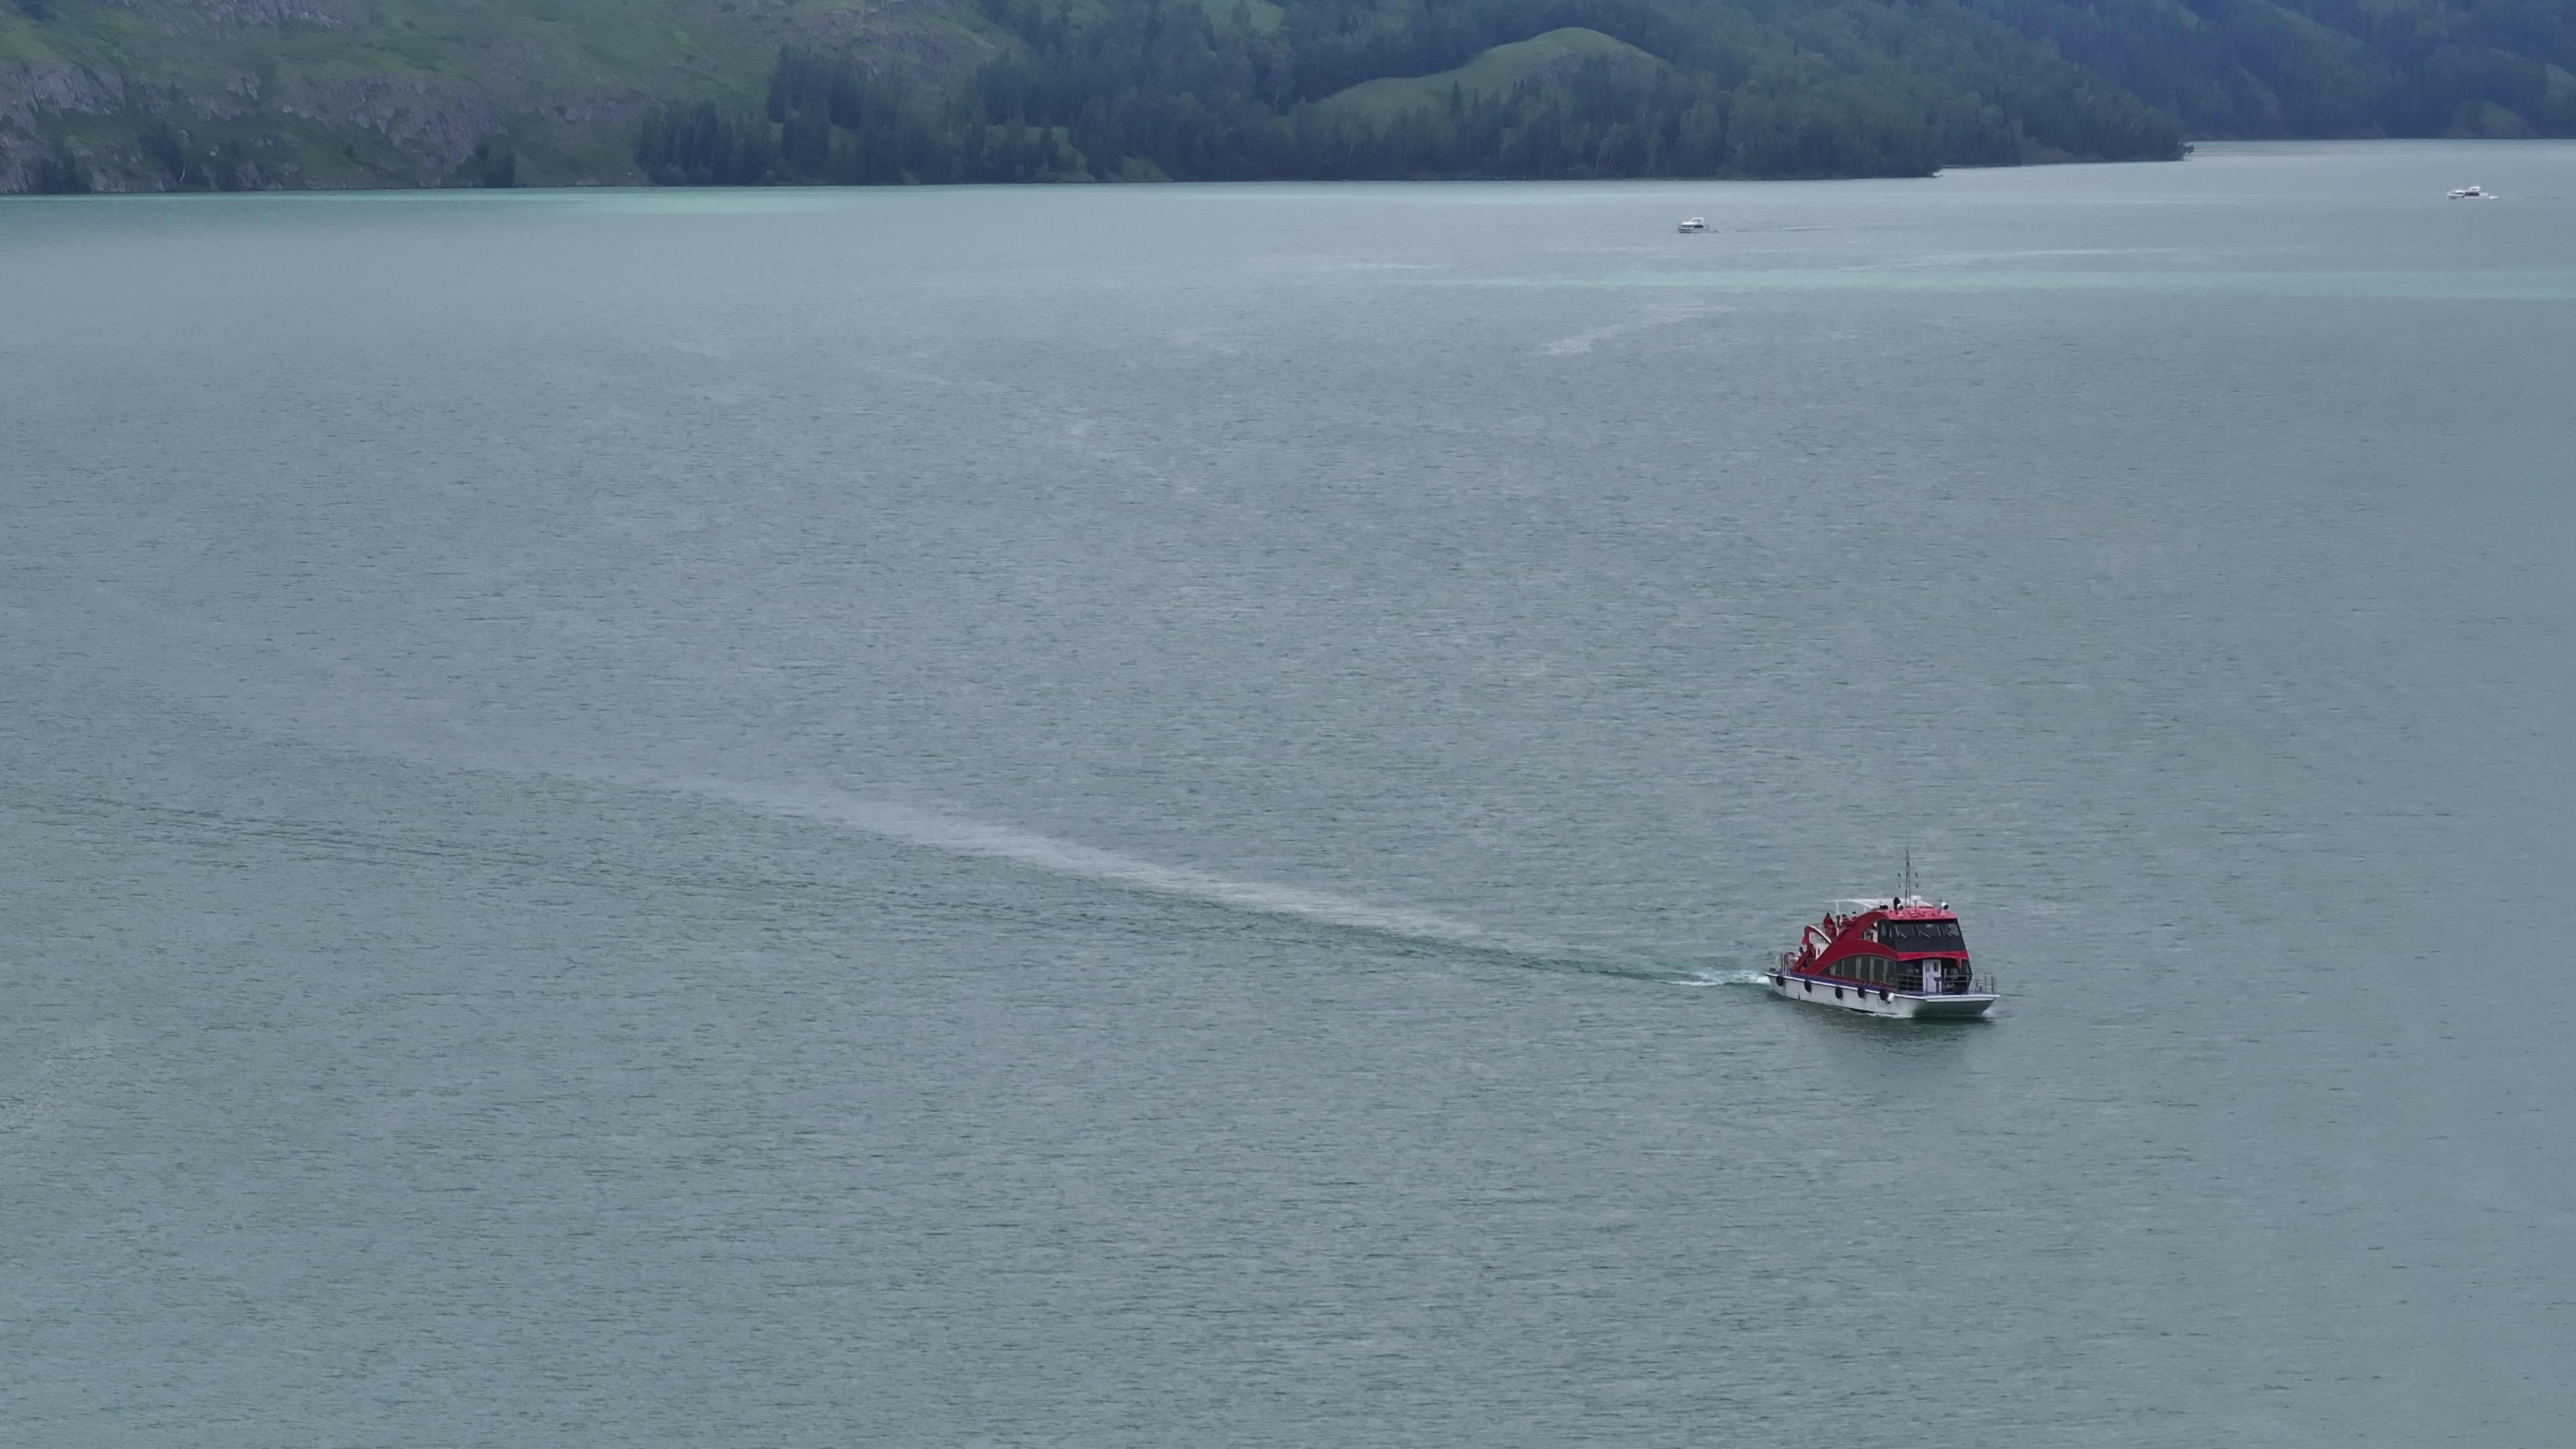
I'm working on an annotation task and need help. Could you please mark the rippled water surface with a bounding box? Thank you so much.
[5,142,2574,1445]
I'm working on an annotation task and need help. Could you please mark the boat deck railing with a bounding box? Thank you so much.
[1774,963,2000,997]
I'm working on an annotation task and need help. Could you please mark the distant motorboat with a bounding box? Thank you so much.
[2447,185,2490,200]
[1677,216,1708,232]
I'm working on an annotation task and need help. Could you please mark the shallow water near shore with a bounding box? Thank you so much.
[5,141,2574,1444]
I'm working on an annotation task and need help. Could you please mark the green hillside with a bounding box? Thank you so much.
[6,0,2575,191]
[1957,0,2576,136]
[1313,28,1662,124]
[666,0,2195,185]
[0,0,996,191]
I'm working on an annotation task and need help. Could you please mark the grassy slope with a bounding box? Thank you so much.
[1311,28,1663,124]
[0,0,999,189]
[1189,0,1285,34]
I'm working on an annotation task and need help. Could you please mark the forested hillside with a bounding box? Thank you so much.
[6,0,2573,191]
[1960,0,2576,137]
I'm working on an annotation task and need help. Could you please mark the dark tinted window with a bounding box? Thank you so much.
[1878,920,1965,952]
[1838,954,1891,983]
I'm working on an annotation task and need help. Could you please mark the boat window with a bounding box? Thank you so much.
[1878,920,1965,952]
[1841,953,1892,983]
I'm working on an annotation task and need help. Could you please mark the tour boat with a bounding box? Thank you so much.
[1677,217,1709,232]
[1767,877,1997,1020]
[2447,185,2488,200]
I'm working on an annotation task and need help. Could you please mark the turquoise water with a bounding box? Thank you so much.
[5,141,2574,1444]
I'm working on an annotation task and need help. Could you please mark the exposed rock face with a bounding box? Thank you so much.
[0,65,118,189]
[0,129,38,191]
[1,62,128,127]
[0,66,520,188]
[274,77,507,182]
[0,0,982,190]
[1,42,584,188]
[97,0,357,30]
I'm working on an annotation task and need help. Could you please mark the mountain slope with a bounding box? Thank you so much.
[717,0,2190,184]
[1313,27,1664,123]
[0,0,996,190]
[5,0,2573,191]
[1960,0,2576,136]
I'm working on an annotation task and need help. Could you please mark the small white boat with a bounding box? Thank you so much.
[2447,185,2489,200]
[1676,217,1708,233]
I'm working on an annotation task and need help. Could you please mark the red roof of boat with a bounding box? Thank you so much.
[1784,899,1970,977]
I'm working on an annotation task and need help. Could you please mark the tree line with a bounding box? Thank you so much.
[635,0,2189,188]
[1962,0,2576,137]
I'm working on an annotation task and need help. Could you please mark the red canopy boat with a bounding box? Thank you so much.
[1768,874,1998,1020]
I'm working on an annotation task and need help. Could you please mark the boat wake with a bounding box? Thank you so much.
[649,775,1709,983]
[1680,968,1775,988]
[1539,303,1718,356]
[0,1026,124,1144]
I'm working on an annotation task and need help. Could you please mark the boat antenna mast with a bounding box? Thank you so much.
[1901,849,1913,906]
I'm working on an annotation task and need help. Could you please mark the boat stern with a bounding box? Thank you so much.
[1900,991,1998,1020]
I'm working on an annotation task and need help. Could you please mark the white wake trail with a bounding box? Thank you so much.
[662,775,1532,950]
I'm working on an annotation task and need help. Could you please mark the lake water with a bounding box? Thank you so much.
[5,140,2573,1445]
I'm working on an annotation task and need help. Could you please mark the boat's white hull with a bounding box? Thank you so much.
[1767,971,1996,1020]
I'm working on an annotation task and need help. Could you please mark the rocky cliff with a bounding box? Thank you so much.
[0,0,991,191]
